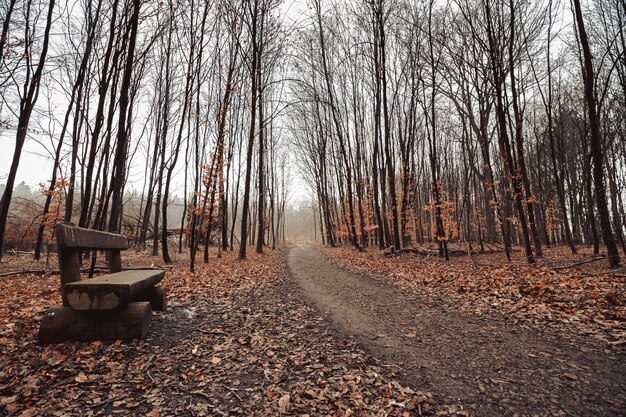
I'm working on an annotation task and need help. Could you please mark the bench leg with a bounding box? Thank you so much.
[138,286,167,312]
[38,302,152,344]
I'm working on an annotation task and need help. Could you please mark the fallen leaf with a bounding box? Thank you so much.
[74,373,88,384]
[278,394,290,412]
[1,395,17,405]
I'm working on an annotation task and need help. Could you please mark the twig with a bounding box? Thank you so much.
[195,328,228,337]
[552,256,605,270]
[223,385,243,402]
[10,250,35,255]
[143,354,156,370]
[380,363,407,372]
[48,376,74,390]
[465,242,479,270]
[191,390,213,401]
[0,269,50,278]
[89,394,129,409]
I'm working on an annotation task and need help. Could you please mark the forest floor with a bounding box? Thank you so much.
[0,247,457,417]
[0,243,624,416]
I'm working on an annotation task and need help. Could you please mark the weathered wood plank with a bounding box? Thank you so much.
[108,250,123,273]
[56,223,128,250]
[37,302,152,344]
[63,270,165,310]
[134,285,167,311]
[57,244,81,289]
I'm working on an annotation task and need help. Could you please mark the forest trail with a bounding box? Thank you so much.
[287,245,626,417]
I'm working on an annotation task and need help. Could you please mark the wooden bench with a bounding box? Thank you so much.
[38,223,167,344]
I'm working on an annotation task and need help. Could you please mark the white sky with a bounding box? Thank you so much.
[0,0,312,202]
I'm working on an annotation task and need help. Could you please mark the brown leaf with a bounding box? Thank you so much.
[74,373,88,384]
[278,394,290,412]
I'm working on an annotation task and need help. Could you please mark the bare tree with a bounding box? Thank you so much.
[0,0,55,260]
[572,0,620,268]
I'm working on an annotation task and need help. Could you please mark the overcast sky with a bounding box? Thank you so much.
[0,0,312,203]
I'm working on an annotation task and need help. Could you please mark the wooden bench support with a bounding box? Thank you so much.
[39,223,167,343]
[55,223,129,290]
[38,302,152,344]
[136,286,167,312]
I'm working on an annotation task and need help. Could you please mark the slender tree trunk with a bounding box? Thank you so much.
[377,0,401,251]
[79,0,120,229]
[484,0,534,263]
[35,0,102,256]
[508,0,542,257]
[256,84,266,253]
[239,0,259,260]
[0,0,55,260]
[109,0,141,232]
[315,0,359,249]
[572,0,620,268]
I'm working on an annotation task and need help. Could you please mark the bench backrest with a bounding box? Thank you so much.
[56,223,129,290]
[56,223,128,251]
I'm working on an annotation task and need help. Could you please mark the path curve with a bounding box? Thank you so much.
[287,245,625,416]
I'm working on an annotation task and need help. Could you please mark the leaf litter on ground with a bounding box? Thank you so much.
[321,244,625,349]
[0,248,467,416]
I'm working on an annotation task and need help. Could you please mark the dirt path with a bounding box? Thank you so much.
[287,245,626,417]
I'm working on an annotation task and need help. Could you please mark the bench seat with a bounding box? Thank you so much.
[63,270,165,310]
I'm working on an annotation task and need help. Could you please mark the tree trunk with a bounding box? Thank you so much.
[239,0,259,260]
[572,0,620,268]
[0,0,55,260]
